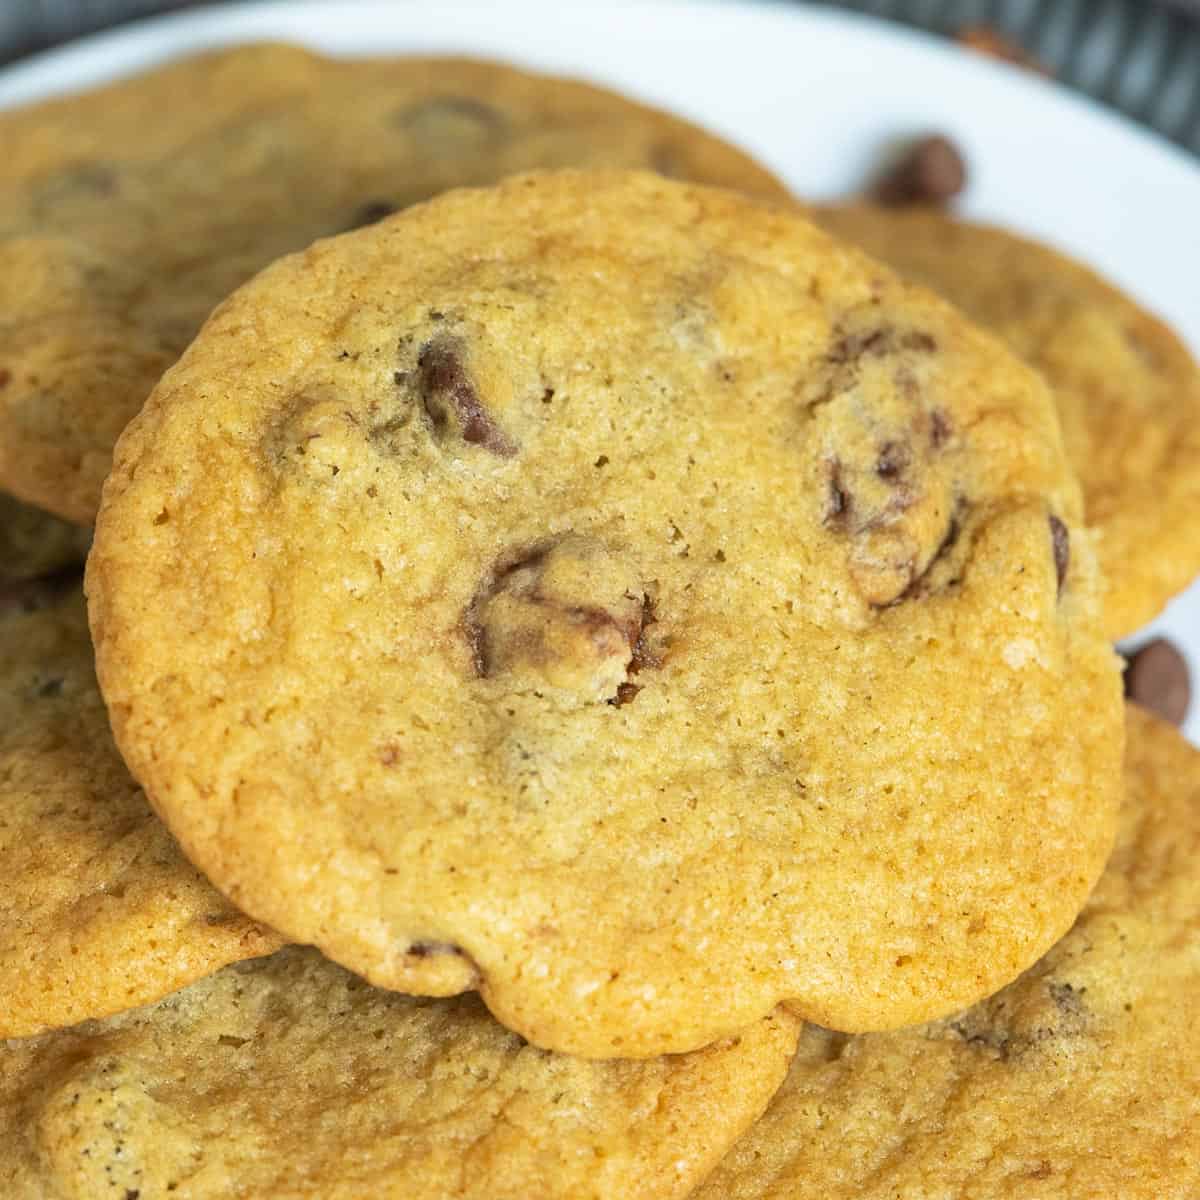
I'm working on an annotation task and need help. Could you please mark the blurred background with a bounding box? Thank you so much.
[1,0,1198,156]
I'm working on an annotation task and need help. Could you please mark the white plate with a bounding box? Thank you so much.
[4,0,1199,739]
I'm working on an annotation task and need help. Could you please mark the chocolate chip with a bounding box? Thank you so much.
[0,368,10,389]
[825,461,850,524]
[871,135,967,207]
[609,598,658,708]
[394,96,505,146]
[829,328,891,364]
[955,26,1048,74]
[929,409,952,449]
[407,942,463,958]
[875,441,909,480]
[347,200,398,230]
[901,331,938,353]
[467,539,649,701]
[1125,638,1191,726]
[37,677,64,698]
[417,336,516,457]
[651,142,688,179]
[1048,515,1069,594]
[1048,981,1086,1018]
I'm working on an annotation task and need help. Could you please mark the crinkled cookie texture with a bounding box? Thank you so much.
[0,947,799,1200]
[0,43,790,525]
[0,494,89,583]
[88,171,1122,1057]
[0,587,281,1038]
[696,705,1200,1200]
[816,204,1200,639]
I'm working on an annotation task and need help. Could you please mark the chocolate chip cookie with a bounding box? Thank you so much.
[0,947,799,1200]
[88,170,1122,1057]
[0,492,90,582]
[816,203,1200,639]
[695,704,1200,1199]
[0,43,790,526]
[0,585,281,1038]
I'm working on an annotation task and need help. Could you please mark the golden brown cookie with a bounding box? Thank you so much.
[0,947,799,1200]
[88,170,1121,1057]
[0,586,281,1038]
[0,493,89,583]
[0,43,790,525]
[696,704,1200,1199]
[816,203,1200,638]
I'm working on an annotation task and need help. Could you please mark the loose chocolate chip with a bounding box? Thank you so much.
[417,336,516,457]
[871,135,967,207]
[955,26,1048,74]
[1048,515,1069,594]
[1125,638,1191,727]
[348,200,398,230]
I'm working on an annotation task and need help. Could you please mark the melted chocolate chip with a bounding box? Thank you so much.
[901,331,938,353]
[929,409,952,449]
[1048,515,1070,594]
[1125,638,1191,727]
[394,96,506,144]
[875,441,909,480]
[55,161,118,196]
[348,200,398,230]
[610,596,660,707]
[829,328,891,364]
[417,337,516,457]
[407,941,464,958]
[828,326,937,367]
[466,540,650,701]
[871,135,967,206]
[826,461,850,525]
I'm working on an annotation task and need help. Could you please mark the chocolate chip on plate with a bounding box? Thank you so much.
[1124,637,1191,726]
[871,135,967,207]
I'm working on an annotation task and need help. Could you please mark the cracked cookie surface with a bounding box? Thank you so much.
[0,947,799,1200]
[0,43,790,525]
[696,705,1200,1199]
[88,171,1121,1056]
[0,586,281,1038]
[816,204,1200,639]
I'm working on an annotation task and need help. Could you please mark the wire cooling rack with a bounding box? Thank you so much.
[1,1,1198,155]
[809,0,1200,155]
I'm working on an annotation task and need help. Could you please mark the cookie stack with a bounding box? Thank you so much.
[1,45,1197,1199]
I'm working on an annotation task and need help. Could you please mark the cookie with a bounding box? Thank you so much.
[0,493,90,583]
[0,43,791,525]
[695,704,1200,1199]
[88,170,1122,1057]
[0,947,799,1200]
[816,204,1200,638]
[0,585,281,1038]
